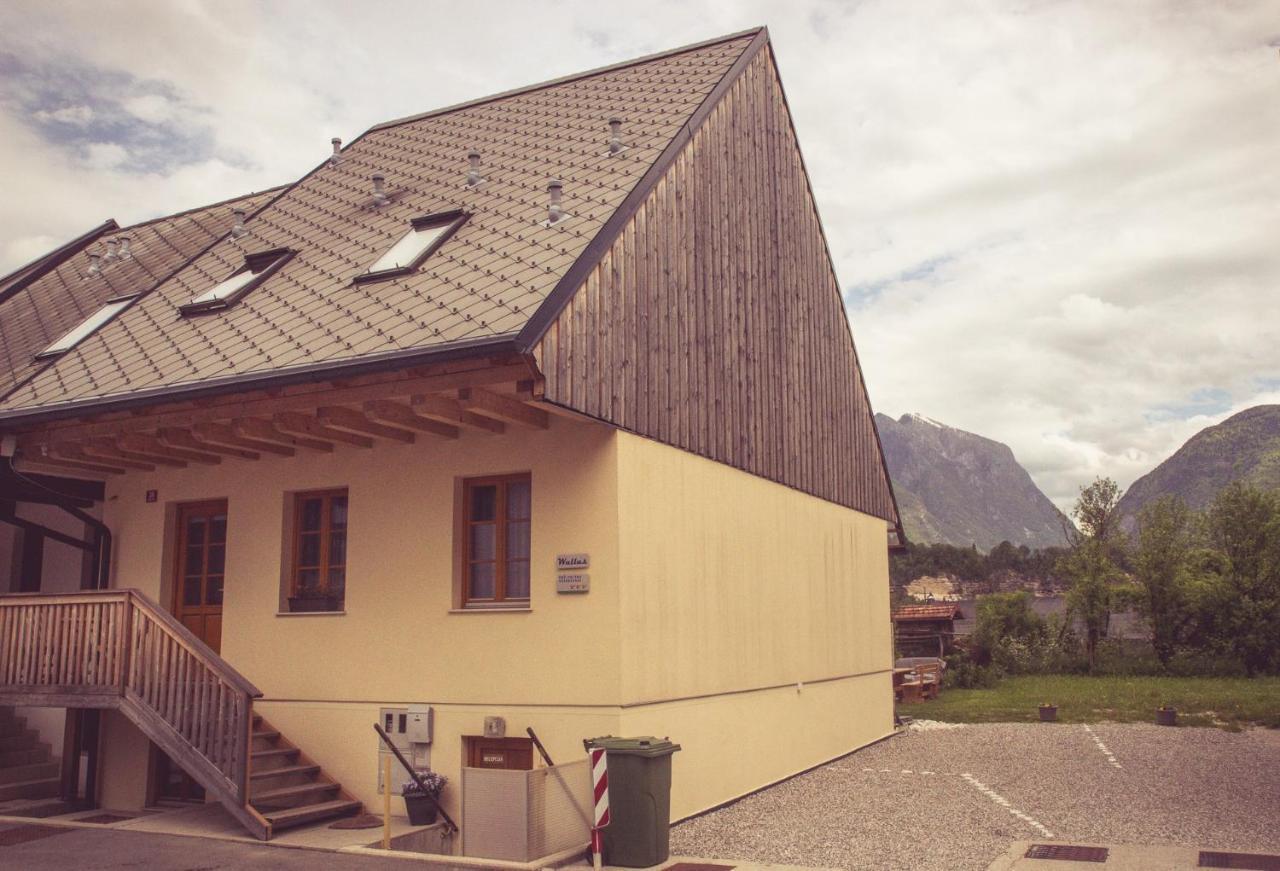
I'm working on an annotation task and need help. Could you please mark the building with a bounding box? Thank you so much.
[891,604,965,658]
[0,28,903,846]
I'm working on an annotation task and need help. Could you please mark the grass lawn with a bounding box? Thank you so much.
[909,675,1280,730]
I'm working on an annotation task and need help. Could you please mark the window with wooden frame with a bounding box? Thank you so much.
[288,488,348,613]
[462,474,531,608]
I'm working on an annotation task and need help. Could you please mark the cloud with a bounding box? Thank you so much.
[0,0,1275,514]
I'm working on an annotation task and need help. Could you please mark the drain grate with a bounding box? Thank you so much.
[0,824,74,846]
[1026,844,1109,862]
[1200,851,1280,870]
[665,865,737,871]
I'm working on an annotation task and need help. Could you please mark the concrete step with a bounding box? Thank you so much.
[0,745,52,768]
[0,760,60,785]
[0,728,42,752]
[0,776,60,802]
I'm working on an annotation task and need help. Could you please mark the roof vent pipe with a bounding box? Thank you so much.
[118,236,132,260]
[87,253,102,276]
[371,173,388,206]
[231,208,248,239]
[608,118,623,154]
[330,137,342,166]
[103,239,119,263]
[466,149,483,187]
[547,179,564,225]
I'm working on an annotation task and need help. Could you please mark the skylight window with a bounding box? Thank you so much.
[181,248,293,315]
[355,210,468,283]
[35,297,133,358]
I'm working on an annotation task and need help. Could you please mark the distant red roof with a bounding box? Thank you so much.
[892,604,964,622]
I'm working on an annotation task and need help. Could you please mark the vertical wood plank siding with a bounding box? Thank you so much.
[535,48,898,524]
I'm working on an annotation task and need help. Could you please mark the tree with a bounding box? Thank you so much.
[970,591,1045,667]
[1062,477,1124,671]
[1132,496,1196,667]
[1202,483,1280,676]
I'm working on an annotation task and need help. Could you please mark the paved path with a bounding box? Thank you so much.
[0,822,406,870]
[671,722,1280,870]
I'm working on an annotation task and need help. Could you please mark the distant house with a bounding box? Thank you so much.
[0,27,903,850]
[892,603,965,657]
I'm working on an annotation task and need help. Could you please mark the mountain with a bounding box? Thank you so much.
[875,413,1071,551]
[1117,405,1280,524]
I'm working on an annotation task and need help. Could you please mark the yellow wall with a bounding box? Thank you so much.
[615,431,894,818]
[91,419,892,826]
[98,417,623,813]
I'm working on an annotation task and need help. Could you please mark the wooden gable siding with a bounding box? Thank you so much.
[533,47,899,525]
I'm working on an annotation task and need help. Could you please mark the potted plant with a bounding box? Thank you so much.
[1156,705,1177,727]
[402,770,447,826]
[1038,702,1058,722]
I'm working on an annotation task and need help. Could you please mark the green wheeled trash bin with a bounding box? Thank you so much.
[586,736,681,867]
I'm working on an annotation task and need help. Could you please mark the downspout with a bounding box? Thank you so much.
[1,449,112,590]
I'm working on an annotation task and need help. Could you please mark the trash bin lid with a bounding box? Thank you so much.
[586,735,681,757]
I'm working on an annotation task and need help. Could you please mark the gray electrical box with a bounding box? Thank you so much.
[406,705,433,744]
[377,704,434,794]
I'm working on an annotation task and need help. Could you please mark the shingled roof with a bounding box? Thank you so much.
[0,30,756,421]
[0,187,282,399]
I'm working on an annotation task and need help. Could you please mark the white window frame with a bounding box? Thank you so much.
[355,211,467,284]
[35,297,133,358]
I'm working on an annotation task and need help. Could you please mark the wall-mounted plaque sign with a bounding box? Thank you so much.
[556,553,590,570]
[556,573,590,593]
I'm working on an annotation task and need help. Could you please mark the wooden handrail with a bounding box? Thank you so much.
[0,588,268,838]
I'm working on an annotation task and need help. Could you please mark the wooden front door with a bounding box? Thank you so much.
[173,500,227,653]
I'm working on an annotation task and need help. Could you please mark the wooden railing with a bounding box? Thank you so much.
[0,589,268,839]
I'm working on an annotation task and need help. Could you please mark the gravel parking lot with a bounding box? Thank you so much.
[670,722,1280,871]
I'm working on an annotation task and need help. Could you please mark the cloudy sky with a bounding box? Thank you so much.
[0,0,1276,510]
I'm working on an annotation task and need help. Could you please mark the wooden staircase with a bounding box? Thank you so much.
[0,705,60,802]
[247,713,360,831]
[0,589,362,838]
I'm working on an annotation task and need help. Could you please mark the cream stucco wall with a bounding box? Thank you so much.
[614,431,894,818]
[85,417,893,829]
[97,416,624,816]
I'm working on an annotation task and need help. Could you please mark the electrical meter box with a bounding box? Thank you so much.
[406,704,433,744]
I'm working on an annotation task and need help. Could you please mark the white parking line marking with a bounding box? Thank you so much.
[1083,724,1123,769]
[960,773,1055,839]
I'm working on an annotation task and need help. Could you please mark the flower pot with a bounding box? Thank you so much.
[1038,705,1057,722]
[403,794,439,826]
[1156,707,1177,727]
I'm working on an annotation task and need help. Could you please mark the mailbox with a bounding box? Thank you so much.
[406,704,433,744]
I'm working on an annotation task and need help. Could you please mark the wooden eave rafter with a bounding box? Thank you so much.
[457,387,548,429]
[6,356,558,476]
[363,400,459,439]
[316,405,415,443]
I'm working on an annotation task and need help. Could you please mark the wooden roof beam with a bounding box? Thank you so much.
[118,433,220,465]
[17,454,123,477]
[40,446,126,475]
[194,422,294,457]
[456,388,548,429]
[232,418,332,453]
[84,438,180,469]
[410,394,503,434]
[274,411,372,449]
[158,427,260,461]
[317,406,415,443]
[65,443,156,472]
[363,400,459,439]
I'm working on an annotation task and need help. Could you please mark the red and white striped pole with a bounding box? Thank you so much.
[590,746,610,870]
